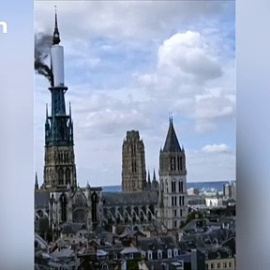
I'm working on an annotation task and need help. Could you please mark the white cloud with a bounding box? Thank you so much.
[134,31,235,134]
[34,2,235,185]
[187,148,235,181]
[202,144,232,153]
[35,1,233,42]
[158,31,222,81]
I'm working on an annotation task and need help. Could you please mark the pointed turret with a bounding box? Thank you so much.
[152,169,159,191]
[153,169,157,182]
[35,172,39,190]
[147,170,151,191]
[52,6,61,45]
[163,117,181,152]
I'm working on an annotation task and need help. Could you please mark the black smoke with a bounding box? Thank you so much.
[35,32,54,86]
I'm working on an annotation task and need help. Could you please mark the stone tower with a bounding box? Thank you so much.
[122,130,147,192]
[157,118,188,230]
[43,11,77,192]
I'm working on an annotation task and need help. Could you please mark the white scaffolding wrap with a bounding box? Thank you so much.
[51,45,65,87]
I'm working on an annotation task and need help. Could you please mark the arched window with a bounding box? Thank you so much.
[180,181,184,192]
[58,168,64,185]
[60,193,67,222]
[171,181,176,193]
[170,157,176,170]
[66,168,71,185]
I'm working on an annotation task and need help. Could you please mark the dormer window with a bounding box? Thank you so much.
[174,249,178,257]
[167,249,172,258]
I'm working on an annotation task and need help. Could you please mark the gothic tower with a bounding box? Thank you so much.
[121,130,147,192]
[157,118,187,230]
[43,11,77,191]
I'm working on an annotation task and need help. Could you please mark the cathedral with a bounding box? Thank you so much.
[35,12,188,238]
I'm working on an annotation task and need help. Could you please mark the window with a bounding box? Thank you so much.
[170,156,176,170]
[158,250,162,259]
[174,220,177,228]
[132,161,137,173]
[171,181,176,193]
[131,144,136,156]
[58,168,64,185]
[217,262,220,268]
[174,209,177,217]
[66,168,71,185]
[181,181,184,192]
[224,262,227,268]
[148,251,152,260]
[167,249,172,258]
[229,262,232,267]
[129,253,133,259]
[174,249,178,257]
[179,196,182,206]
[180,209,183,217]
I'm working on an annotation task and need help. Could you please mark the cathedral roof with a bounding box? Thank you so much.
[102,191,158,206]
[163,118,181,152]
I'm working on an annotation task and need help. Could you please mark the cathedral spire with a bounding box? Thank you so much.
[52,6,61,45]
[43,10,77,192]
[163,117,181,152]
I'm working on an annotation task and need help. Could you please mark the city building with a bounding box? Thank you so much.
[223,181,236,199]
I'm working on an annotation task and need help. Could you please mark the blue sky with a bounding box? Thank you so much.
[34,1,235,187]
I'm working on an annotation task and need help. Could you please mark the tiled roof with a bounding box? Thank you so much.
[102,191,158,206]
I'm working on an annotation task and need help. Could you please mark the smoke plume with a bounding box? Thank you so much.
[35,32,54,86]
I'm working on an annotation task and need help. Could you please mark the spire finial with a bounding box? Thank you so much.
[52,6,61,45]
[55,6,57,25]
[169,112,173,123]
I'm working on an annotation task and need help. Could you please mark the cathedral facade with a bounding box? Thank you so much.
[34,13,188,237]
